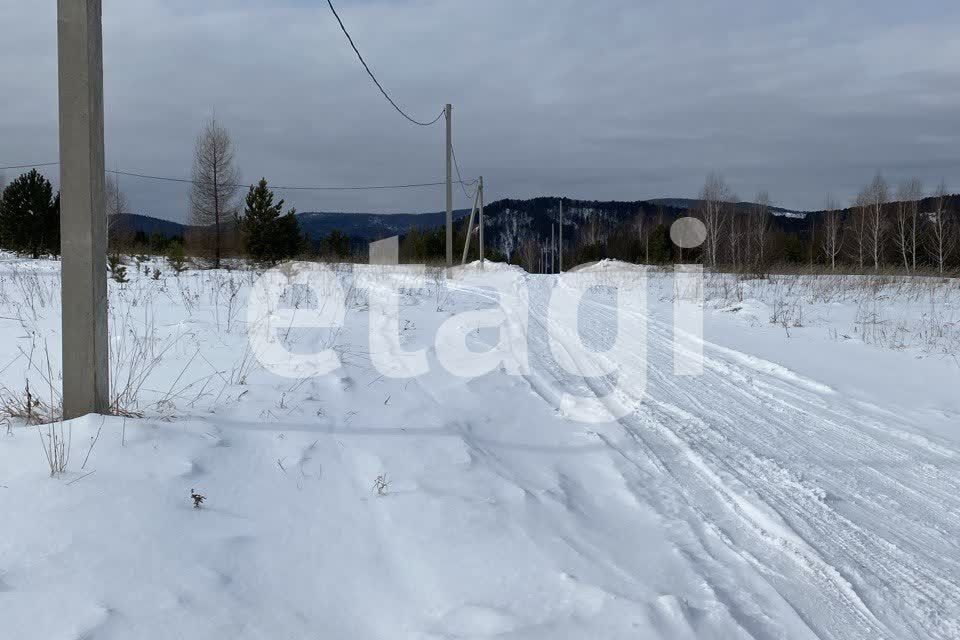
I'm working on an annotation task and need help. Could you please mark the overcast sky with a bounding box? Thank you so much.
[2,0,959,221]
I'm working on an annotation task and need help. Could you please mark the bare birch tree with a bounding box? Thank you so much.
[750,190,770,267]
[190,118,240,269]
[634,211,648,263]
[906,178,923,272]
[821,196,843,271]
[926,180,956,274]
[697,173,732,268]
[104,174,129,249]
[727,195,744,269]
[893,178,923,272]
[847,188,870,269]
[519,236,539,273]
[865,173,888,270]
[581,213,602,247]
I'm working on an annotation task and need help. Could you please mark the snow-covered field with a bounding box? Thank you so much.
[1,256,959,639]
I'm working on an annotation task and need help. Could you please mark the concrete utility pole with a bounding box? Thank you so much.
[58,0,109,419]
[479,176,485,268]
[460,184,480,266]
[445,103,453,267]
[558,198,563,273]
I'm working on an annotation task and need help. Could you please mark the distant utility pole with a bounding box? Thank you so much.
[558,198,563,273]
[58,0,109,419]
[458,176,487,268]
[445,103,453,267]
[460,182,480,266]
[479,176,485,268]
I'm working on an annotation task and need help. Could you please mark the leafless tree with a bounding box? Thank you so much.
[865,173,888,270]
[893,178,923,272]
[926,180,956,274]
[905,178,922,271]
[497,210,522,262]
[104,174,129,249]
[727,195,744,269]
[654,205,666,228]
[847,188,870,269]
[580,212,603,247]
[821,196,843,271]
[750,190,770,267]
[697,173,733,268]
[634,211,648,263]
[519,236,539,273]
[190,118,240,269]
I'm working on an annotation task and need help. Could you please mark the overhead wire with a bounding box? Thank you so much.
[325,0,443,127]
[450,144,478,200]
[0,162,60,171]
[4,4,483,202]
[1,162,473,192]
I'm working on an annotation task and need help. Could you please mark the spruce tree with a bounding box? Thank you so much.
[242,178,302,263]
[322,229,351,259]
[0,169,61,258]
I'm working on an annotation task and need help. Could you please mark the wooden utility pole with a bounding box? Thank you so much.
[445,103,453,267]
[58,0,109,418]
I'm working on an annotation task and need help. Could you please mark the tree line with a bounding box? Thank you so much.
[685,173,958,275]
[527,173,957,275]
[1,119,956,275]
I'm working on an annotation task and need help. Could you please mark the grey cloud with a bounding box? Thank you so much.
[2,0,959,220]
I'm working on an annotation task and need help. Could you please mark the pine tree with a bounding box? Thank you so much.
[0,169,60,258]
[242,178,302,263]
[166,240,188,274]
[322,229,351,259]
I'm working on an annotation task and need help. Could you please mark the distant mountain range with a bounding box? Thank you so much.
[113,197,810,258]
[114,209,473,242]
[115,191,958,261]
[295,209,472,240]
[646,198,807,219]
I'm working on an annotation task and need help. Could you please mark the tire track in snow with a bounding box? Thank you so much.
[453,277,960,639]
[520,286,888,639]
[568,283,960,639]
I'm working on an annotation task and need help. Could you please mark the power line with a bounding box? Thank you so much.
[2,161,475,192]
[112,169,468,191]
[0,162,60,171]
[450,144,477,199]
[110,169,193,184]
[248,180,457,192]
[325,0,443,127]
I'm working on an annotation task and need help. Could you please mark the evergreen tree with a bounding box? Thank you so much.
[322,229,351,259]
[0,169,60,257]
[149,230,169,254]
[647,223,673,263]
[165,240,188,273]
[242,178,302,263]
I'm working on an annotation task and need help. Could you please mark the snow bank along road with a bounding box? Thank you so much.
[0,261,958,639]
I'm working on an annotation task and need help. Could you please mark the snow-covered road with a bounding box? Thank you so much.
[512,277,960,639]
